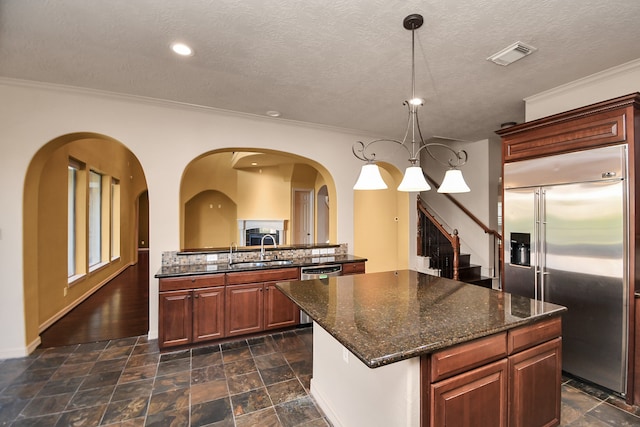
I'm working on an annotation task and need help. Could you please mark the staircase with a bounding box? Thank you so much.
[417,195,500,289]
[457,253,493,288]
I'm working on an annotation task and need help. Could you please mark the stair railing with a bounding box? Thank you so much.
[419,173,503,286]
[417,199,461,280]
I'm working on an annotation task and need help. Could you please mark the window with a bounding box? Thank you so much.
[68,159,87,280]
[88,170,102,267]
[111,178,120,260]
[69,161,120,281]
[67,163,78,277]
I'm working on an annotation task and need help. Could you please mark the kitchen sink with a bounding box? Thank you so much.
[230,259,294,269]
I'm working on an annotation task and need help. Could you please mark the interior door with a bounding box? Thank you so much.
[293,189,313,244]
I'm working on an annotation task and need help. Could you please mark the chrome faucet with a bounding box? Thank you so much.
[260,234,277,260]
[228,242,237,266]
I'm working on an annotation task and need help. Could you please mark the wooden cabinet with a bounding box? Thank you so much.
[159,289,192,348]
[342,261,366,275]
[265,282,300,330]
[421,317,562,427]
[159,263,369,348]
[226,267,300,336]
[509,338,561,427]
[193,287,225,342]
[158,273,225,349]
[225,283,264,337]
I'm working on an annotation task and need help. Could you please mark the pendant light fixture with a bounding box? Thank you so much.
[352,14,470,193]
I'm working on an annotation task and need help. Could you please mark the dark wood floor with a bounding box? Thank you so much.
[39,250,149,348]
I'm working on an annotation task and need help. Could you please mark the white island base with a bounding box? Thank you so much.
[310,323,421,427]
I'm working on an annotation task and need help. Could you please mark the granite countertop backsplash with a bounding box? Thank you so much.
[276,269,566,368]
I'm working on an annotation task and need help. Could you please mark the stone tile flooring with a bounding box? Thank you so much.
[1,326,640,426]
[0,328,325,426]
[560,375,640,426]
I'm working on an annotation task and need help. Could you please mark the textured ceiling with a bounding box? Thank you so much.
[1,0,640,143]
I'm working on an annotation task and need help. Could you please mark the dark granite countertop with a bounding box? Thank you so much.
[276,269,566,368]
[155,254,367,278]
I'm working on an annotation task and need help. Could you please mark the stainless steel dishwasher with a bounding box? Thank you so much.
[299,264,342,324]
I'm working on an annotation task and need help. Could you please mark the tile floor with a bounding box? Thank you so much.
[1,326,640,426]
[0,328,326,426]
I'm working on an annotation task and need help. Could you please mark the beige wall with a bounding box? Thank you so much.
[24,134,147,332]
[354,164,409,273]
[236,166,291,221]
[0,79,409,357]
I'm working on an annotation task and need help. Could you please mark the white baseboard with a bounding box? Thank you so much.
[310,379,344,427]
[0,335,41,359]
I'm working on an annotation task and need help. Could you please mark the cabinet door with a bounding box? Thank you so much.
[159,290,192,348]
[264,283,300,330]
[509,338,561,427]
[431,359,508,427]
[193,286,225,342]
[225,283,264,337]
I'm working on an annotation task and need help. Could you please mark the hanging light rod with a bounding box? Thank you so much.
[352,13,470,193]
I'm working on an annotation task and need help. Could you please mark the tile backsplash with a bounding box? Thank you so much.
[162,244,347,266]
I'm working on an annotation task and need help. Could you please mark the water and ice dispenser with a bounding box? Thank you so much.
[510,232,530,266]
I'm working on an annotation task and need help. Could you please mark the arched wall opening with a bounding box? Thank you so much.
[180,148,338,250]
[23,132,148,348]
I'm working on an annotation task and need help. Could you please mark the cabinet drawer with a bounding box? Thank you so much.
[430,333,507,382]
[226,267,299,285]
[508,317,562,354]
[342,262,365,275]
[159,274,225,291]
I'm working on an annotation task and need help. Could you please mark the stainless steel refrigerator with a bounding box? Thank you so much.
[503,144,629,394]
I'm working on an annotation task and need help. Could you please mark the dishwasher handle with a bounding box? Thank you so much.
[300,264,342,278]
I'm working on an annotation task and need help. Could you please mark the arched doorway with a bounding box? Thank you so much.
[23,133,148,348]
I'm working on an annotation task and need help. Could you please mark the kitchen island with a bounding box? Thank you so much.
[276,269,566,427]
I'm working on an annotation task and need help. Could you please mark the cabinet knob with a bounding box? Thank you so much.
[194,294,199,298]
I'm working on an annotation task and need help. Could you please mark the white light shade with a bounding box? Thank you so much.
[437,169,470,193]
[353,164,388,190]
[397,166,431,192]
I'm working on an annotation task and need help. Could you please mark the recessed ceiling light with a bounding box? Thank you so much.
[266,110,281,117]
[251,162,258,166]
[171,43,193,56]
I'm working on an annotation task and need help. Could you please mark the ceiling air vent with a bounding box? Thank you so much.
[487,41,537,66]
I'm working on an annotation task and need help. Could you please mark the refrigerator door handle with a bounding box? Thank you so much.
[539,188,547,302]
[534,189,541,301]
